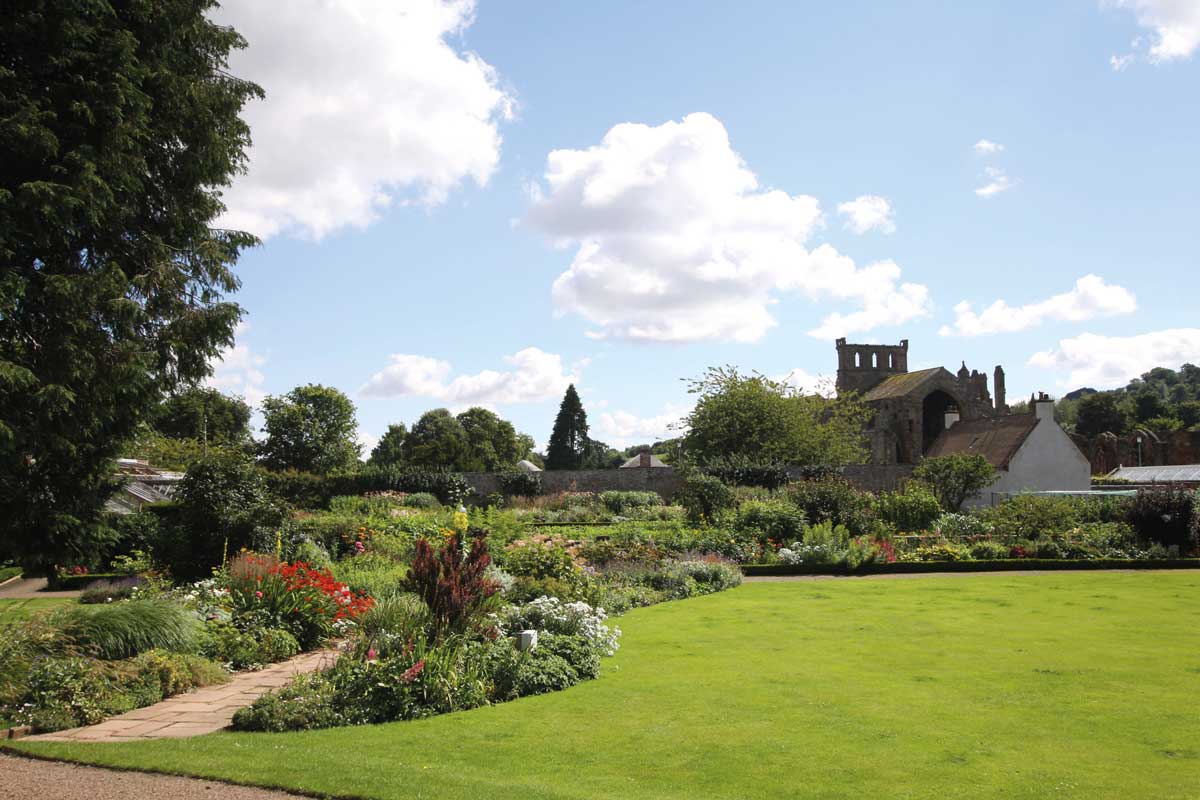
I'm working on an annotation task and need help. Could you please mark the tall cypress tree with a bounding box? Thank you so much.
[546,384,589,470]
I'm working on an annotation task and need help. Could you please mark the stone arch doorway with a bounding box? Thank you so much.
[921,390,957,454]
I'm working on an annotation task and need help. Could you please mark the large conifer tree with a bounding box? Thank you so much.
[0,3,262,571]
[545,384,590,470]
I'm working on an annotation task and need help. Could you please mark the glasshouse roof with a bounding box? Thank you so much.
[1107,464,1200,482]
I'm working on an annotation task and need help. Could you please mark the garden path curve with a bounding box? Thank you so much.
[0,752,311,799]
[26,648,339,743]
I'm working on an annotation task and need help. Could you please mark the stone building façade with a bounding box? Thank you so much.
[836,338,1009,465]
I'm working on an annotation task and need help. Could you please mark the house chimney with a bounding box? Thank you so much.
[944,405,961,429]
[1033,391,1055,420]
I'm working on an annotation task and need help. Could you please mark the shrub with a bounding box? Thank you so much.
[786,478,875,535]
[537,632,601,680]
[199,621,299,670]
[700,456,790,490]
[404,492,441,509]
[354,593,431,660]
[172,453,287,577]
[982,495,1081,539]
[79,576,146,604]
[231,671,345,732]
[669,560,743,593]
[736,499,805,544]
[485,639,581,701]
[677,474,735,523]
[263,470,336,510]
[1126,488,1198,551]
[599,491,662,514]
[332,553,409,599]
[338,467,469,505]
[508,576,583,603]
[499,597,620,655]
[932,512,995,539]
[407,535,500,637]
[502,537,583,583]
[875,482,942,533]
[57,601,200,660]
[498,472,542,498]
[912,453,999,512]
[967,540,1010,559]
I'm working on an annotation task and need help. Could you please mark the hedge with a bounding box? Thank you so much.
[48,572,128,590]
[740,559,1200,577]
[0,566,21,584]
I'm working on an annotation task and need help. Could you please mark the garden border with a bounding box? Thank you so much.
[740,558,1200,577]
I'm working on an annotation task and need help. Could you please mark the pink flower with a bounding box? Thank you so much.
[255,590,263,598]
[366,647,378,662]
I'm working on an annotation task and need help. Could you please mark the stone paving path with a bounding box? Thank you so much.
[27,648,339,743]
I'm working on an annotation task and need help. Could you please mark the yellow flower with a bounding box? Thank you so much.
[452,510,469,533]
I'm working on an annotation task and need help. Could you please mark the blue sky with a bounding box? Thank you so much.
[204,0,1200,453]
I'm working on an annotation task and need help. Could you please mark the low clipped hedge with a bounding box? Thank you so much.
[741,559,1200,577]
[49,573,127,590]
[0,566,21,584]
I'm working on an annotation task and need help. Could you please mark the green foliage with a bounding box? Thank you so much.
[260,385,360,473]
[122,427,249,472]
[980,495,1084,539]
[682,366,870,467]
[332,553,409,599]
[56,602,200,660]
[1126,488,1198,551]
[349,465,469,505]
[546,384,590,470]
[368,424,408,467]
[152,388,251,444]
[736,499,805,543]
[404,409,470,469]
[499,471,542,498]
[0,1,260,574]
[676,474,736,524]
[875,482,942,532]
[699,455,791,489]
[786,478,875,535]
[1074,392,1130,437]
[912,453,999,511]
[599,491,662,514]
[199,621,299,670]
[456,407,529,471]
[166,453,285,577]
[502,539,585,585]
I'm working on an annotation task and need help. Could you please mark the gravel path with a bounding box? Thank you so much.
[0,752,314,799]
[0,577,81,599]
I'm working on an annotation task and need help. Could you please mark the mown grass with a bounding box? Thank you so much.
[10,572,1200,799]
[0,598,73,624]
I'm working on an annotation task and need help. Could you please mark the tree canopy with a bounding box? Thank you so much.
[368,423,408,467]
[681,367,870,467]
[546,384,590,470]
[0,2,261,572]
[259,385,360,474]
[397,408,532,472]
[1056,363,1200,436]
[152,387,251,444]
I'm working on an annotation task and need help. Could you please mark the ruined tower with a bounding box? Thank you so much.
[994,365,1007,413]
[835,338,909,395]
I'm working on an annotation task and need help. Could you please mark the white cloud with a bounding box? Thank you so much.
[526,112,931,343]
[359,347,577,404]
[205,322,268,407]
[357,430,380,460]
[836,195,896,235]
[1028,328,1200,388]
[973,139,1005,155]
[210,0,514,240]
[975,166,1016,198]
[595,404,689,448]
[940,275,1137,337]
[1110,0,1200,65]
[773,369,836,397]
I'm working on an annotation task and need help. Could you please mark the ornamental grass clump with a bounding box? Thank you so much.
[56,601,200,660]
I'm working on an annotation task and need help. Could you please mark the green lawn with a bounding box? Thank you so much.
[0,598,72,624]
[9,573,1200,799]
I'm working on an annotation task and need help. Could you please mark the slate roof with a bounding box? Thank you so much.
[861,368,947,401]
[925,414,1040,470]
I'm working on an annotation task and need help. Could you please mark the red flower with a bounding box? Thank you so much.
[400,659,425,684]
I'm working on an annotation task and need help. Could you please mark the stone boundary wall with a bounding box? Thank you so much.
[464,463,913,500]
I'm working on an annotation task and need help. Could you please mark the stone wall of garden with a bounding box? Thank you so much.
[464,463,914,500]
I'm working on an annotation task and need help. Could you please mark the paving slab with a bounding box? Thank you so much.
[26,648,340,742]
